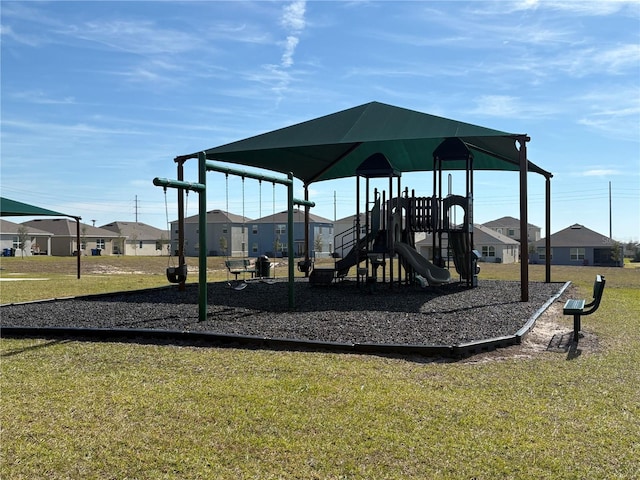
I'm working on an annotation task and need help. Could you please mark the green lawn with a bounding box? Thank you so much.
[1,258,639,479]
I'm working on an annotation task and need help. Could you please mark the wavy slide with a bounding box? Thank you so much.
[394,241,451,286]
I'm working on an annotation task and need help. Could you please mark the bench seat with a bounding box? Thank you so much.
[563,299,586,314]
[563,275,605,343]
[225,259,256,280]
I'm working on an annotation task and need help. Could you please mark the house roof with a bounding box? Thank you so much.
[182,209,250,224]
[22,219,119,238]
[483,216,540,229]
[474,224,520,245]
[253,209,332,224]
[181,101,551,185]
[100,221,168,241]
[0,219,54,236]
[533,223,610,248]
[335,212,366,224]
[416,224,520,247]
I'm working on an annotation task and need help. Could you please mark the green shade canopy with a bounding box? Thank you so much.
[0,197,74,218]
[182,101,551,184]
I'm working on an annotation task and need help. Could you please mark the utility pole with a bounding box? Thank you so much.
[334,191,336,222]
[135,195,139,222]
[609,181,612,239]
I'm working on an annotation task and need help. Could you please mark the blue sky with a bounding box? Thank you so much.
[2,1,639,242]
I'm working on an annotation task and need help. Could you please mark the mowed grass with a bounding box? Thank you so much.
[1,257,639,479]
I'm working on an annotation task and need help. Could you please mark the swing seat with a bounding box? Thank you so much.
[167,265,188,284]
[227,281,248,291]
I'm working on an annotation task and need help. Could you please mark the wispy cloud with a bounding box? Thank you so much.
[469,95,559,119]
[279,0,306,68]
[478,0,637,16]
[10,90,75,105]
[59,20,198,56]
[583,169,622,177]
[574,86,640,140]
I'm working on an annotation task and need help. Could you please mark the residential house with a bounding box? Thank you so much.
[482,216,541,244]
[0,219,54,256]
[415,224,520,264]
[172,209,250,257]
[473,224,520,263]
[333,211,426,259]
[249,209,333,258]
[101,221,169,256]
[333,213,366,258]
[531,223,623,267]
[21,218,119,256]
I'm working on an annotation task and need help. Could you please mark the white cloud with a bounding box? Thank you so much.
[469,95,558,119]
[61,20,198,55]
[10,90,75,105]
[279,1,306,69]
[281,35,299,68]
[583,169,622,177]
[281,1,306,31]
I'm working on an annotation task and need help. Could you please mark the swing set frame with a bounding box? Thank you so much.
[153,152,314,320]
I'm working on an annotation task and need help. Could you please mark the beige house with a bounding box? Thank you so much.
[482,216,541,244]
[415,224,520,264]
[0,219,54,256]
[473,224,520,263]
[101,221,169,256]
[21,219,119,256]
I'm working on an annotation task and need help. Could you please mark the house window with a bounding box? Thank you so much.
[482,246,495,257]
[570,248,585,261]
[139,241,143,249]
[496,228,503,234]
[508,229,515,237]
[12,237,20,249]
[276,224,286,235]
[252,225,258,234]
[96,239,105,250]
[537,247,553,260]
[222,224,228,234]
[156,241,162,250]
[252,242,258,253]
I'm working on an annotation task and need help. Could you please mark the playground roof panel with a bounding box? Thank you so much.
[0,197,76,218]
[184,101,551,184]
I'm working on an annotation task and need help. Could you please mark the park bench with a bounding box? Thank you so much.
[225,258,256,281]
[563,274,606,343]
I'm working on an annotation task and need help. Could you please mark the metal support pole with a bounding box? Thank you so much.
[177,160,186,291]
[545,175,552,283]
[518,136,530,302]
[304,185,310,277]
[197,152,208,321]
[287,172,295,309]
[76,218,81,279]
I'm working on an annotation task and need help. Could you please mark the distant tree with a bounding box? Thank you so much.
[314,234,323,254]
[17,225,29,258]
[219,236,228,256]
[115,228,126,255]
[130,231,139,256]
[623,241,636,260]
[81,226,88,254]
[274,236,282,256]
[610,240,623,265]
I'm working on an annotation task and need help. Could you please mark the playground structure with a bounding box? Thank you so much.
[311,142,481,289]
[155,102,554,305]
